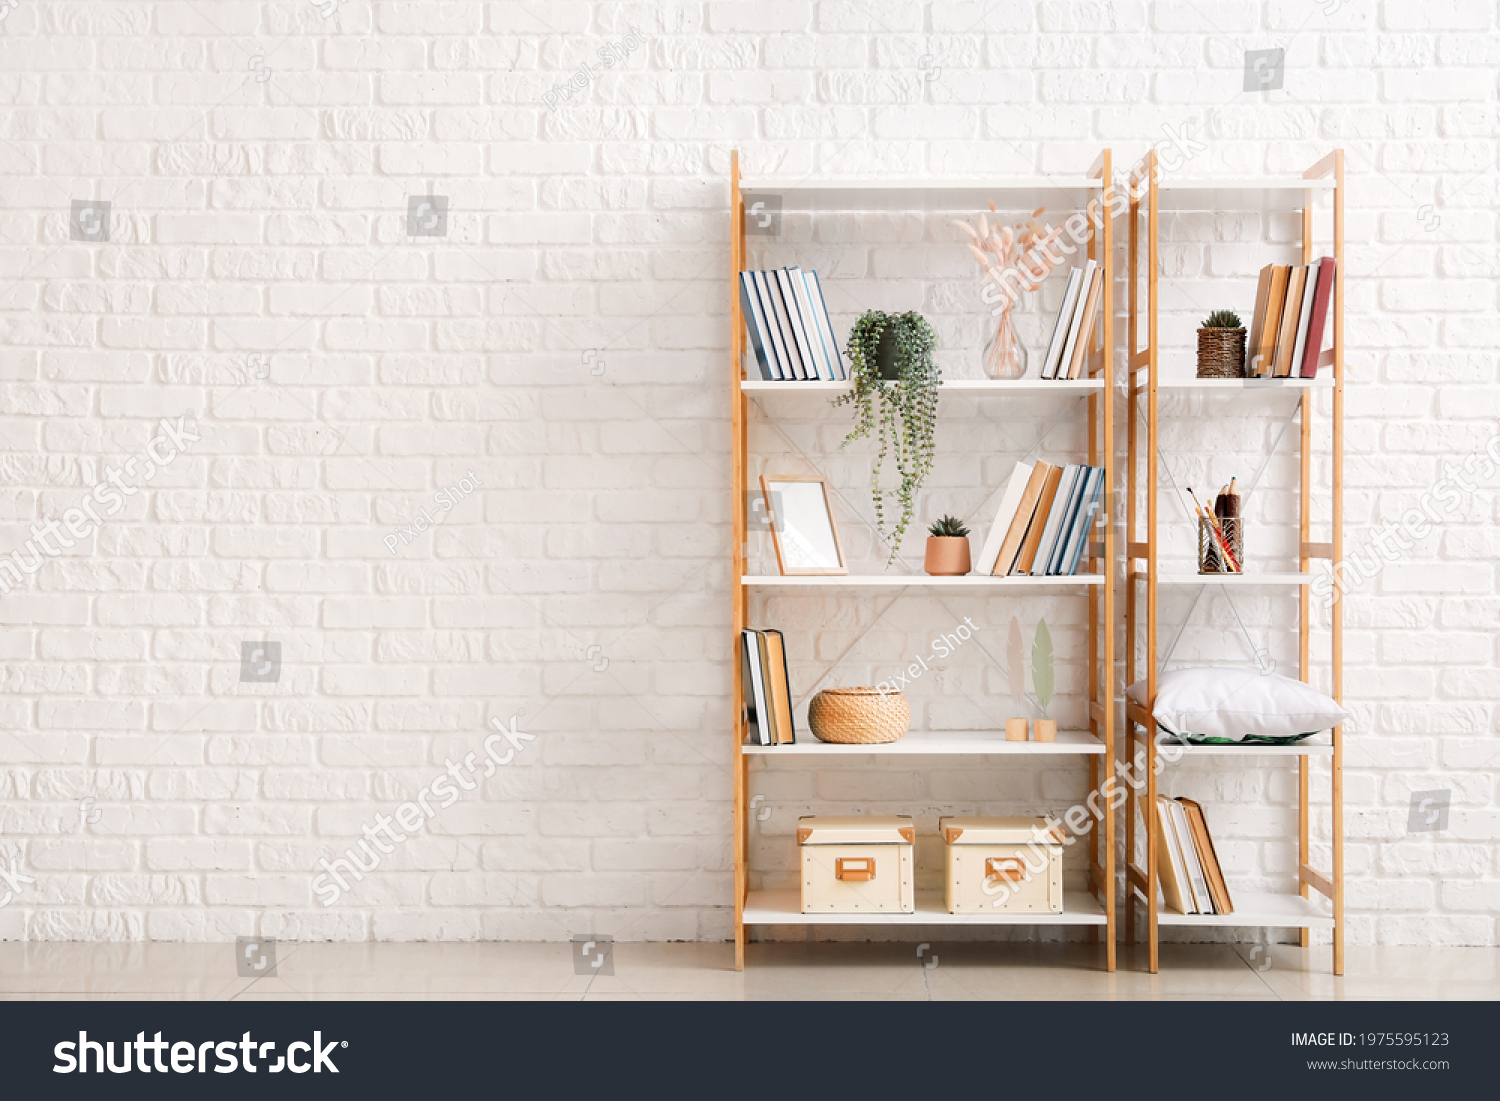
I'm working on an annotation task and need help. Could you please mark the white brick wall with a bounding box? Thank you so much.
[0,2,1495,948]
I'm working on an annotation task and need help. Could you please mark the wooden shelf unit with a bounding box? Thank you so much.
[1124,151,1345,974]
[729,150,1118,971]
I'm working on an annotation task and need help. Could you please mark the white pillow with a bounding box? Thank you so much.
[1125,667,1348,743]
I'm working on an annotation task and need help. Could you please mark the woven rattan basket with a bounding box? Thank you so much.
[1196,327,1247,378]
[807,687,911,744]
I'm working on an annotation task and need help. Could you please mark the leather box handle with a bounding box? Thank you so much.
[835,857,875,882]
[985,857,1026,883]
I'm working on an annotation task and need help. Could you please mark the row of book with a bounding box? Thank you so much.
[740,628,795,746]
[1248,256,1335,378]
[1039,259,1105,380]
[1155,795,1234,915]
[975,460,1103,577]
[740,267,847,382]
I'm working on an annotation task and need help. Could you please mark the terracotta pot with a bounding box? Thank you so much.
[924,536,971,576]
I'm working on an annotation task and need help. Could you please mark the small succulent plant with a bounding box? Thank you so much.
[927,515,970,538]
[1202,309,1243,329]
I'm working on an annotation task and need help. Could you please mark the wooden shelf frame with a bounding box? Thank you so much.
[729,150,1117,971]
[1123,150,1345,975]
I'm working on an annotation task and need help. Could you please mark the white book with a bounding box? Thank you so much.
[1032,464,1081,578]
[742,629,771,746]
[763,271,807,379]
[1157,796,1197,914]
[1288,263,1320,378]
[806,271,846,379]
[974,462,1034,575]
[775,269,818,380]
[1040,269,1084,380]
[751,272,792,380]
[786,266,832,381]
[1170,799,1213,915]
[1055,261,1097,381]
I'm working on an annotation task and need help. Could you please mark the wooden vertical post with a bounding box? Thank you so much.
[1124,156,1141,951]
[1145,149,1160,975]
[1298,203,1313,951]
[1330,150,1345,977]
[729,151,748,971]
[1100,149,1116,973]
[1086,148,1116,971]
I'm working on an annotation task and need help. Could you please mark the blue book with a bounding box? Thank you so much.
[739,272,777,380]
[1059,467,1104,576]
[751,271,792,379]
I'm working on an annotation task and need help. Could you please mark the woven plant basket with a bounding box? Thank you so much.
[1196,327,1247,378]
[807,687,911,744]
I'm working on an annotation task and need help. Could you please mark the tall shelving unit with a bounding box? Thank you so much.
[1123,150,1345,974]
[728,150,1118,971]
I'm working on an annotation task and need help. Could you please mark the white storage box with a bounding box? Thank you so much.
[940,816,1064,915]
[797,815,915,914]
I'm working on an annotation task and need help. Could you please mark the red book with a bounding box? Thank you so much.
[1298,256,1336,378]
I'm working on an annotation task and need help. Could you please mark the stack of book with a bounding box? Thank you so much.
[974,460,1104,577]
[1247,256,1335,378]
[739,267,846,382]
[1155,796,1234,915]
[1039,259,1105,380]
[740,628,795,746]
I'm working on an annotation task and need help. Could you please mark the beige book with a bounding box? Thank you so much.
[1012,464,1064,575]
[1273,265,1307,377]
[1251,265,1289,376]
[992,461,1055,575]
[1154,796,1195,914]
[1065,268,1104,379]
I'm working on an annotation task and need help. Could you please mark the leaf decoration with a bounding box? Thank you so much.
[1032,618,1054,718]
[1007,616,1024,707]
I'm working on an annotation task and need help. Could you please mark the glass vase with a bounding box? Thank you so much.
[982,308,1027,380]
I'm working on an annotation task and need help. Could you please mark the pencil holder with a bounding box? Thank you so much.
[1198,516,1243,574]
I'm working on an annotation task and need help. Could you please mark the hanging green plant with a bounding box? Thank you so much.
[833,310,941,566]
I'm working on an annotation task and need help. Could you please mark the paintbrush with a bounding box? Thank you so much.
[1189,487,1241,571]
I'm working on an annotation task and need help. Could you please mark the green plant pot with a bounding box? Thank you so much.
[876,328,902,380]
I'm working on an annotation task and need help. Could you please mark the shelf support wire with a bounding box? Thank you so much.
[749,400,1056,723]
[1155,402,1301,673]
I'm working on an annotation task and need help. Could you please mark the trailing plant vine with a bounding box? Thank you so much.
[833,310,941,565]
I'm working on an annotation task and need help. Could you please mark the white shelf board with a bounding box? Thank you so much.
[1133,372,1335,392]
[744,729,1104,757]
[1148,891,1335,929]
[1156,737,1333,758]
[1155,178,1336,213]
[743,574,1103,588]
[740,177,1101,214]
[1159,572,1311,587]
[741,378,1104,394]
[744,888,1107,927]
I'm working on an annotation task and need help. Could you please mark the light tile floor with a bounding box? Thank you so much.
[2,940,1497,1000]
